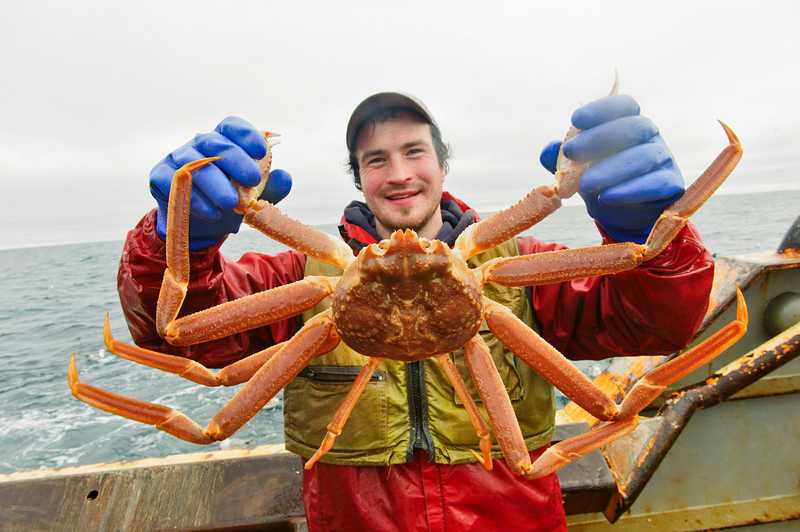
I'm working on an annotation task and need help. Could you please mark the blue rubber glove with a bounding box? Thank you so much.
[539,95,685,244]
[149,116,292,250]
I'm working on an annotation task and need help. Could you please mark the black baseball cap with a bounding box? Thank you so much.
[346,92,436,152]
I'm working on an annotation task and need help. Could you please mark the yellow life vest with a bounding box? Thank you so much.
[283,238,555,465]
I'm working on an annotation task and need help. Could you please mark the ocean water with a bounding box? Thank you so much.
[1,189,798,474]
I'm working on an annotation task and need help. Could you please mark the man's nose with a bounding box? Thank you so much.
[386,156,413,183]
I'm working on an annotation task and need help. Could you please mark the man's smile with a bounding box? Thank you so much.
[386,190,420,204]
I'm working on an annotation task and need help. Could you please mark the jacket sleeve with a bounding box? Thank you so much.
[519,223,714,360]
[117,210,307,368]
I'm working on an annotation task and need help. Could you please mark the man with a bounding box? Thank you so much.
[119,92,713,531]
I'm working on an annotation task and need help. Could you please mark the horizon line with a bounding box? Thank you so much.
[2,186,799,253]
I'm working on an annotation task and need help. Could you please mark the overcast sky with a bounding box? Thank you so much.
[1,1,797,250]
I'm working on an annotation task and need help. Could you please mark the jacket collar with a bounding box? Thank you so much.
[338,192,479,251]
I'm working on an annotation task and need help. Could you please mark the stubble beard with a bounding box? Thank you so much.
[374,201,442,238]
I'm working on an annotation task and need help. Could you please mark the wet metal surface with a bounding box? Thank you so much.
[0,424,616,530]
[561,247,800,528]
[558,250,800,430]
[0,445,306,531]
[569,393,800,530]
[604,318,800,522]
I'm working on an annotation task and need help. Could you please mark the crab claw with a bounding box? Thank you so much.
[179,156,223,174]
[263,131,282,146]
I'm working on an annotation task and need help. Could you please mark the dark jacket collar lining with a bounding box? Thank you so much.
[338,192,479,251]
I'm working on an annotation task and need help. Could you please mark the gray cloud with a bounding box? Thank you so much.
[1,0,798,249]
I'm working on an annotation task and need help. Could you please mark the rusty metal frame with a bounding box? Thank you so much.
[603,319,800,522]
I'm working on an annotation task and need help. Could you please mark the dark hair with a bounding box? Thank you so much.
[347,107,450,191]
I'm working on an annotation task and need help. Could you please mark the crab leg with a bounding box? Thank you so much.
[304,357,383,470]
[68,311,340,444]
[462,336,528,474]
[479,122,742,286]
[435,353,493,471]
[481,243,644,287]
[642,122,742,260]
[155,157,220,341]
[155,157,343,346]
[483,298,620,421]
[454,187,563,261]
[102,314,286,386]
[161,275,337,346]
[210,311,340,439]
[232,132,355,270]
[519,292,746,478]
[244,201,355,270]
[470,312,635,479]
[617,288,748,418]
[454,78,620,261]
[526,418,639,480]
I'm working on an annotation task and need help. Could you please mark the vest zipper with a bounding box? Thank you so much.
[406,360,434,460]
[300,365,385,382]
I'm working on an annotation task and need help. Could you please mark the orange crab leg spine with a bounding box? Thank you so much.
[245,200,355,270]
[618,288,748,418]
[642,121,742,260]
[527,417,639,480]
[209,312,340,440]
[463,336,530,474]
[102,314,286,387]
[435,353,494,471]
[163,276,337,346]
[305,357,383,470]
[483,298,619,421]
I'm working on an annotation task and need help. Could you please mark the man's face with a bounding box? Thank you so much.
[355,114,444,240]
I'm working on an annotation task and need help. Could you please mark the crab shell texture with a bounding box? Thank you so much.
[331,229,482,360]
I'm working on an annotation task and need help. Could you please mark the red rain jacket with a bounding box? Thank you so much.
[118,195,713,532]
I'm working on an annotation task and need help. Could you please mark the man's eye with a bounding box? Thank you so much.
[407,148,424,156]
[367,157,385,166]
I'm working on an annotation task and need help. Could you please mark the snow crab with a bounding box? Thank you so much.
[69,110,745,479]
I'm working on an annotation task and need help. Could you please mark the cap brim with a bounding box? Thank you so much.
[346,92,435,151]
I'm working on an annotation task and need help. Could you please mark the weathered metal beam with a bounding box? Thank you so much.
[603,318,800,522]
[0,424,615,531]
[554,423,616,516]
[569,492,800,531]
[0,445,304,531]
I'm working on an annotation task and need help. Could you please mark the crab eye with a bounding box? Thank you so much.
[369,241,389,256]
[419,238,432,251]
